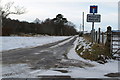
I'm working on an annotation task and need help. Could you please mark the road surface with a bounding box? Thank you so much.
[2,36,93,78]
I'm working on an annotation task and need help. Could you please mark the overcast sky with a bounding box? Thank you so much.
[1,0,119,31]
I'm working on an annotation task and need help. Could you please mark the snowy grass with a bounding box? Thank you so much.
[66,37,119,78]
[75,36,113,63]
[0,36,70,52]
[67,37,92,63]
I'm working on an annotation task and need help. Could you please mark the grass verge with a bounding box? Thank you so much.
[75,35,112,64]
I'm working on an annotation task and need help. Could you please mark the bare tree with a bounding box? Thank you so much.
[0,0,2,28]
[0,1,26,18]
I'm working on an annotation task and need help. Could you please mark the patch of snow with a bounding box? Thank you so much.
[114,54,119,56]
[41,58,45,60]
[68,60,119,78]
[39,50,48,52]
[28,68,70,77]
[2,64,33,78]
[34,53,41,55]
[0,54,1,79]
[3,64,68,78]
[36,70,69,76]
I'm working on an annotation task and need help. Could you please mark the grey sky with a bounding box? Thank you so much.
[1,0,119,31]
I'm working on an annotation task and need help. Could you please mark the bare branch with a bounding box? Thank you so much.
[4,2,14,12]
[14,6,26,15]
[1,1,26,18]
[0,0,2,11]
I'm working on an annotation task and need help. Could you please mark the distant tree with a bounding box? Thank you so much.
[53,14,67,24]
[52,14,68,35]
[33,18,41,24]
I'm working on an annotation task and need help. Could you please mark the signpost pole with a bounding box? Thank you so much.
[87,5,100,43]
[92,20,94,43]
[82,12,84,35]
[92,12,95,43]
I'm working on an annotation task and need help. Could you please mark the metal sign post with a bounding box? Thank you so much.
[92,6,96,43]
[92,14,95,43]
[87,5,101,43]
[82,12,84,34]
[91,6,96,43]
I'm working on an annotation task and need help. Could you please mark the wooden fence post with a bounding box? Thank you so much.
[98,28,101,44]
[105,26,112,54]
[90,30,92,39]
[94,29,95,42]
[102,32,104,44]
[96,31,97,42]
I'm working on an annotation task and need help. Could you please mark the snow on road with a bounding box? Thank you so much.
[67,37,92,63]
[50,36,75,48]
[0,36,70,52]
[68,60,119,78]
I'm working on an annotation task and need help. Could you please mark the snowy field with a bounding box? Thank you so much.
[0,36,70,52]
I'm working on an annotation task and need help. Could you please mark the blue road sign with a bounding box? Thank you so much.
[90,5,98,13]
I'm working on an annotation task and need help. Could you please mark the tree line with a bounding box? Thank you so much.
[0,1,78,36]
[2,14,78,36]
